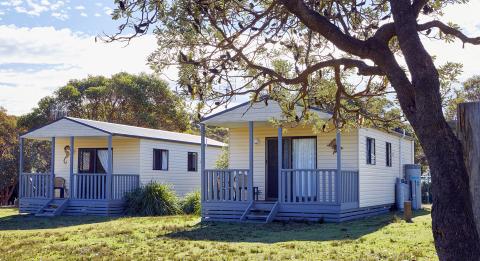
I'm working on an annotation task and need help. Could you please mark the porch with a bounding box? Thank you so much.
[199,120,365,223]
[19,127,140,216]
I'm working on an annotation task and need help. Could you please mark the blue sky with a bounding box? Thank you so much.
[0,0,480,116]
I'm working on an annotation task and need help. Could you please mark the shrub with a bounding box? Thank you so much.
[181,191,201,215]
[124,182,181,216]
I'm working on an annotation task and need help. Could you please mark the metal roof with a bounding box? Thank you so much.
[22,117,227,147]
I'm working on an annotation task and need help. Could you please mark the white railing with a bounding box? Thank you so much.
[112,174,140,200]
[19,173,52,198]
[280,169,359,204]
[72,173,140,200]
[203,169,250,202]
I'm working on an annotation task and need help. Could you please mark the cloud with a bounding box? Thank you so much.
[0,25,158,115]
[94,12,100,17]
[80,12,87,17]
[51,10,68,20]
[74,5,84,10]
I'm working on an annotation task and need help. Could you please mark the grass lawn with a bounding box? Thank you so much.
[0,207,436,260]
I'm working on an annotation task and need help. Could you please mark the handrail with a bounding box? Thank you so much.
[203,169,250,202]
[279,169,359,204]
[19,173,52,198]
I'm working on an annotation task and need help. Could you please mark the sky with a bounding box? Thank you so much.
[0,0,479,116]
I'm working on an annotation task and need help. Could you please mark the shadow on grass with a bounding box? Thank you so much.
[166,209,431,243]
[0,209,119,231]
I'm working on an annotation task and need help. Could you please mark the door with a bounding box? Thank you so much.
[266,137,317,200]
[265,138,291,200]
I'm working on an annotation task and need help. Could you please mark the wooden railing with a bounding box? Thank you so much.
[280,169,359,204]
[72,173,140,200]
[72,173,108,200]
[112,174,140,200]
[203,169,250,202]
[19,173,52,198]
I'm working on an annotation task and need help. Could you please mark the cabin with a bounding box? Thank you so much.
[18,117,225,216]
[199,100,415,223]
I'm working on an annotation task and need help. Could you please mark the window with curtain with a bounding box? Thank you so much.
[153,149,169,170]
[292,137,316,198]
[78,148,108,173]
[187,152,198,172]
[386,142,392,167]
[366,137,376,165]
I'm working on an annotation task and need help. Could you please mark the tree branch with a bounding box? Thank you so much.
[418,20,480,46]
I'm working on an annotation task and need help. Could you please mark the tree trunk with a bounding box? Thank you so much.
[409,108,480,260]
[457,102,480,239]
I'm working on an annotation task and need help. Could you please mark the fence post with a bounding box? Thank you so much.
[336,129,342,204]
[69,137,74,198]
[50,137,55,199]
[200,123,206,203]
[19,137,24,198]
[248,121,254,201]
[457,102,480,237]
[278,126,283,203]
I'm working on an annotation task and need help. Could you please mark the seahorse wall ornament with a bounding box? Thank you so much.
[64,145,70,164]
[327,138,343,154]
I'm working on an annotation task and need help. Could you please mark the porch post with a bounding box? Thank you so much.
[19,137,24,198]
[50,137,55,199]
[200,123,206,202]
[248,121,254,201]
[107,135,113,200]
[277,126,283,202]
[336,129,342,204]
[69,136,74,198]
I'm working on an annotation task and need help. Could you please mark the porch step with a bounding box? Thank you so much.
[35,199,69,217]
[241,201,279,223]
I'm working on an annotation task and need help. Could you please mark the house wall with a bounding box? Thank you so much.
[54,136,223,197]
[54,137,140,189]
[228,124,359,200]
[358,128,414,207]
[139,139,223,197]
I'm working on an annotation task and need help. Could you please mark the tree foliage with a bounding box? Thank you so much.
[18,73,191,132]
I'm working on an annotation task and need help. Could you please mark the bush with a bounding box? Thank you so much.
[124,182,181,216]
[181,191,201,215]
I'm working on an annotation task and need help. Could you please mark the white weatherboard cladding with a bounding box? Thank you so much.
[54,137,140,189]
[228,125,358,200]
[358,128,414,207]
[22,119,108,139]
[139,139,223,197]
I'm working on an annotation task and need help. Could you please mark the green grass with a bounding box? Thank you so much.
[0,207,436,260]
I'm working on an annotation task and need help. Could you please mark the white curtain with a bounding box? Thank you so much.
[161,150,168,170]
[292,138,316,197]
[97,150,109,173]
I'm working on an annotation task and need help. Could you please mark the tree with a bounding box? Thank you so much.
[445,75,480,120]
[0,108,19,205]
[107,1,480,258]
[18,73,191,132]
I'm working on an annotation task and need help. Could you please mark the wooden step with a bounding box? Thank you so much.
[246,214,268,220]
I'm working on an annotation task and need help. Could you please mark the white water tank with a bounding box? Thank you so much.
[405,164,422,210]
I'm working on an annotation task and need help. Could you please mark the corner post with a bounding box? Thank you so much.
[336,129,342,204]
[19,137,24,198]
[107,135,113,200]
[278,126,283,202]
[69,136,74,198]
[50,137,55,199]
[200,123,206,202]
[248,121,254,201]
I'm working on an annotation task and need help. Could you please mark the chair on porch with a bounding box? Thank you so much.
[54,177,67,198]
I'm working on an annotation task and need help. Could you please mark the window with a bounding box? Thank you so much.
[188,152,198,172]
[386,142,392,167]
[153,149,168,170]
[78,148,109,173]
[366,137,376,165]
